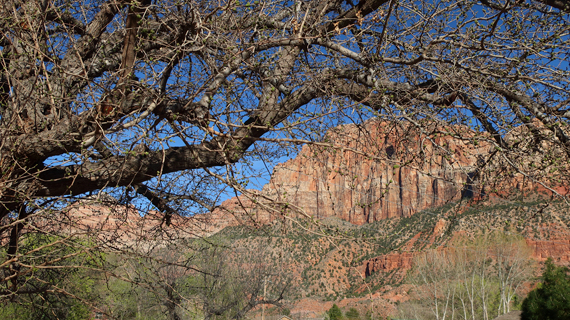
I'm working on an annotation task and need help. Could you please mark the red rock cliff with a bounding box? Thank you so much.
[258,120,490,225]
[214,119,567,226]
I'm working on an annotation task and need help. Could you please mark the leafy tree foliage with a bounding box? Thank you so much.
[521,258,570,320]
[0,234,99,320]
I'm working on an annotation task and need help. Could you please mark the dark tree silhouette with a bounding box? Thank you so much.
[522,258,570,320]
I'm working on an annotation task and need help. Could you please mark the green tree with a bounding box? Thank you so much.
[328,304,343,320]
[0,233,98,320]
[346,307,360,320]
[521,258,570,320]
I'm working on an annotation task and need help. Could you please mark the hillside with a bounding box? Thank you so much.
[214,198,570,318]
[56,193,570,319]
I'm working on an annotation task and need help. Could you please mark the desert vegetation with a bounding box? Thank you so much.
[0,233,292,320]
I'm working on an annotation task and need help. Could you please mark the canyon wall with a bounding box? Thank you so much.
[216,119,566,226]
[218,120,493,225]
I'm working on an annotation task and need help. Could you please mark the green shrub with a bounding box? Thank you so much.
[328,304,343,320]
[346,307,360,320]
[521,258,570,320]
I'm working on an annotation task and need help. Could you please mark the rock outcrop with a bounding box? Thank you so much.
[217,119,570,227]
[526,238,570,263]
[218,120,492,225]
[361,252,414,277]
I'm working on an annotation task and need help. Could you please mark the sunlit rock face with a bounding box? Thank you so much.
[360,252,415,277]
[214,119,570,226]
[259,120,490,225]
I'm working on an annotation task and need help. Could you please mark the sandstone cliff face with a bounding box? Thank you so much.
[526,239,570,263]
[258,120,490,225]
[58,203,214,247]
[361,252,414,277]
[358,237,570,279]
[358,235,570,280]
[214,119,569,227]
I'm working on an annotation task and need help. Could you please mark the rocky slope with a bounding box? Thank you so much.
[211,197,570,320]
[203,120,570,293]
